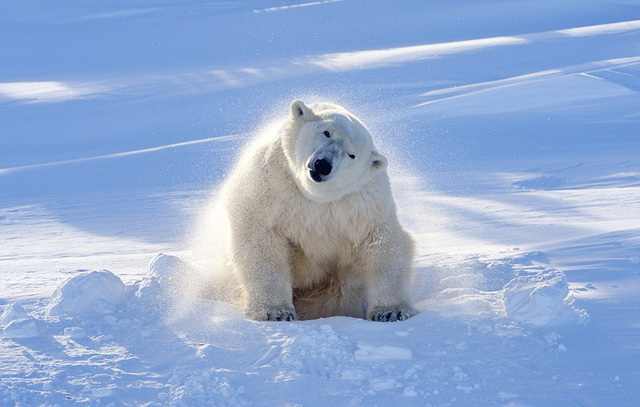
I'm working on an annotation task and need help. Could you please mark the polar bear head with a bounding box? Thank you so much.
[282,100,388,203]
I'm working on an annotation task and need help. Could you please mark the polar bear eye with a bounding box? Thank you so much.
[348,154,356,159]
[323,130,331,138]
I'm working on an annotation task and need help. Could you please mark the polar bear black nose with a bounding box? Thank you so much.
[314,159,332,176]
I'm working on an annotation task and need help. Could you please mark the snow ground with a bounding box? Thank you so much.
[1,1,640,406]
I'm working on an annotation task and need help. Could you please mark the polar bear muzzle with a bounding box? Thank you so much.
[308,158,333,183]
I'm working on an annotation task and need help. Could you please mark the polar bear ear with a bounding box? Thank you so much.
[290,100,313,121]
[370,151,388,173]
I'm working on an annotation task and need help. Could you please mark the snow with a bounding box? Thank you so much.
[2,0,640,406]
[46,270,127,317]
[355,342,413,361]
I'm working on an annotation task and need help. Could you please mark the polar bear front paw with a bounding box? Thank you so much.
[368,306,415,322]
[249,306,297,322]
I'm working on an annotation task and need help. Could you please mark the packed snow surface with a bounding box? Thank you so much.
[2,1,640,406]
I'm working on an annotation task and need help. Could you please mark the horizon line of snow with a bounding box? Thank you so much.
[0,135,242,176]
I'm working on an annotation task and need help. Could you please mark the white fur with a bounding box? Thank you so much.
[217,100,415,321]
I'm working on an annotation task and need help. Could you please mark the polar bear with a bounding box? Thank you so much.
[218,100,415,322]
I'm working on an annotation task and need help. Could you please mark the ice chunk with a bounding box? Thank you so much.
[3,317,40,339]
[0,303,30,326]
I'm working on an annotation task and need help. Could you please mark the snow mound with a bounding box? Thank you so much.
[132,253,207,318]
[38,254,207,323]
[0,303,42,339]
[46,270,126,317]
[39,251,587,329]
[504,269,589,326]
[1,303,41,339]
[3,318,41,339]
[502,253,589,326]
[415,251,588,325]
[0,302,30,326]
[134,253,183,302]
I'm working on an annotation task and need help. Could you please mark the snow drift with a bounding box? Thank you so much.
[0,253,588,406]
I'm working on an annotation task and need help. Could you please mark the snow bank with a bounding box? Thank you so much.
[0,250,586,348]
[504,269,588,326]
[1,303,41,339]
[0,253,596,406]
[502,253,589,326]
[3,318,41,339]
[40,253,208,321]
[39,253,589,327]
[134,253,183,308]
[0,303,30,326]
[45,270,126,317]
[415,251,588,326]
